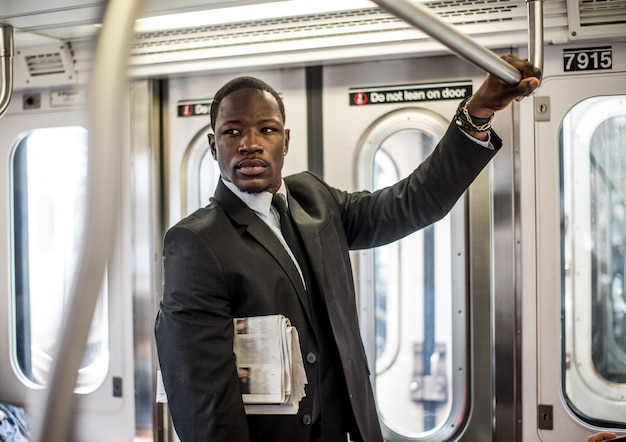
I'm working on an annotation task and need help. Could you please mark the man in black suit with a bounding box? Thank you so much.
[155,56,540,441]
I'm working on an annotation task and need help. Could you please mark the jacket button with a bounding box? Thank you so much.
[306,352,317,364]
[302,414,312,425]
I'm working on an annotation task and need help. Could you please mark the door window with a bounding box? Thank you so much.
[10,126,109,393]
[561,95,626,424]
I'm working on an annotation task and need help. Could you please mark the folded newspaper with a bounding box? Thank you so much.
[233,314,308,415]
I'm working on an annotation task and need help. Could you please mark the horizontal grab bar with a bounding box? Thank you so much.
[370,0,523,85]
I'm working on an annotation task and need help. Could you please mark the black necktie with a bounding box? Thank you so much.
[272,194,309,287]
[272,193,323,423]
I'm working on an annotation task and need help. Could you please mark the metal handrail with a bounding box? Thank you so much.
[370,0,544,84]
[0,25,13,119]
[36,0,144,440]
[527,0,545,73]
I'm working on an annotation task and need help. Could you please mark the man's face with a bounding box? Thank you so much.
[208,88,290,194]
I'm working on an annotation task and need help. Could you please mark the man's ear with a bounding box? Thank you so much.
[208,133,217,160]
[284,128,291,155]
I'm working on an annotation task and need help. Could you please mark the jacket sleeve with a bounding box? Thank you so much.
[155,224,250,442]
[335,124,501,249]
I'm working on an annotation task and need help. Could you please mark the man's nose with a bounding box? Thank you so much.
[239,131,262,152]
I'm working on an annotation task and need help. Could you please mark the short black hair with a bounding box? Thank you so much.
[210,76,286,131]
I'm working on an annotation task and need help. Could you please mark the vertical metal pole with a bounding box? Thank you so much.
[0,25,13,119]
[527,0,544,73]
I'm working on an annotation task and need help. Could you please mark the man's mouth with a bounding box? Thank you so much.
[236,158,268,175]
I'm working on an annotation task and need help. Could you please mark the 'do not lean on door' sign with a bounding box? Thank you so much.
[349,81,473,106]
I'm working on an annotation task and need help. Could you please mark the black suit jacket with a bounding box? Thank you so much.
[155,124,501,441]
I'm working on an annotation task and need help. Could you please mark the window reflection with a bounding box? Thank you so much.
[11,127,109,393]
[590,115,626,382]
[373,150,399,365]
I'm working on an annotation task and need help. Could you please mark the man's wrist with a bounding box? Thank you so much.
[454,96,494,140]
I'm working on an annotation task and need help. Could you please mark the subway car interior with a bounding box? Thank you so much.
[1,0,626,441]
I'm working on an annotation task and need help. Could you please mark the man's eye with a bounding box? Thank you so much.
[261,127,277,134]
[223,128,240,135]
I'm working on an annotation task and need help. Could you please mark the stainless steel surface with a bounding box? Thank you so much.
[527,0,545,74]
[369,0,523,85]
[131,79,164,441]
[0,25,13,119]
[491,103,521,441]
[463,165,494,442]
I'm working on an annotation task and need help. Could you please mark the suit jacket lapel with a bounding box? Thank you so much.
[288,194,325,299]
[213,181,314,323]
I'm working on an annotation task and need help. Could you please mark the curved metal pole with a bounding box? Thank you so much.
[370,0,523,84]
[35,0,144,440]
[527,0,544,74]
[0,25,14,119]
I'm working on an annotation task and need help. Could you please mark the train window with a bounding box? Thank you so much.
[561,95,626,424]
[358,108,467,441]
[10,126,109,393]
[198,147,220,207]
[183,125,220,214]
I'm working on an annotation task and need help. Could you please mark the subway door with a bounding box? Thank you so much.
[520,42,626,441]
[164,68,308,230]
[0,88,135,440]
[322,54,519,442]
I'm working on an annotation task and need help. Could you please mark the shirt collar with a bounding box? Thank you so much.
[221,178,287,216]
